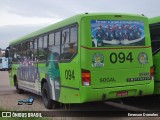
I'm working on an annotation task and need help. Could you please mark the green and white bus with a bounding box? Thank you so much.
[149,16,160,94]
[9,13,154,109]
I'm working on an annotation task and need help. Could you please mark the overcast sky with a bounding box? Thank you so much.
[0,0,159,49]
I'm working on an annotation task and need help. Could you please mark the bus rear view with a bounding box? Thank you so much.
[80,13,154,102]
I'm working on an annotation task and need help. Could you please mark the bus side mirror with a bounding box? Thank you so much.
[5,50,9,58]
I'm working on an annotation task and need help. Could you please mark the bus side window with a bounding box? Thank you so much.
[26,41,30,61]
[21,42,29,62]
[14,45,17,62]
[29,40,34,61]
[54,31,60,59]
[38,37,44,61]
[61,26,78,60]
[48,31,60,63]
[48,33,54,52]
[33,39,38,61]
[70,26,77,55]
[61,28,70,60]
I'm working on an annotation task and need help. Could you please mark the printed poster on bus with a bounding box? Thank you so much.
[91,20,145,47]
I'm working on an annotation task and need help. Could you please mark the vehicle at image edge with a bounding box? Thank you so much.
[8,13,154,109]
[0,49,11,71]
[149,16,160,95]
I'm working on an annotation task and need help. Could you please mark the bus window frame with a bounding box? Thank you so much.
[60,24,78,63]
[9,23,78,64]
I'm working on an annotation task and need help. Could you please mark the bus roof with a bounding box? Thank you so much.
[149,16,160,24]
[9,13,146,46]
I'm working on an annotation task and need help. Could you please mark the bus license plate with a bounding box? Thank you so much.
[116,91,128,97]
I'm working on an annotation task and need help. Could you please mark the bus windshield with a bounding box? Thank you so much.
[91,20,145,47]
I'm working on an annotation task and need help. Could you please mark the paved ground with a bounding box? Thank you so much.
[0,71,49,111]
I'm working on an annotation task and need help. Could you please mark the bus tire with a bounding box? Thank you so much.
[42,82,54,109]
[42,82,60,109]
[15,79,24,94]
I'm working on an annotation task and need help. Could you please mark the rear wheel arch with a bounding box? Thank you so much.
[41,78,60,109]
[13,74,23,94]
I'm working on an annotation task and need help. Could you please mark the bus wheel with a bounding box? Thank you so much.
[15,79,24,94]
[42,82,60,109]
[42,82,53,109]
